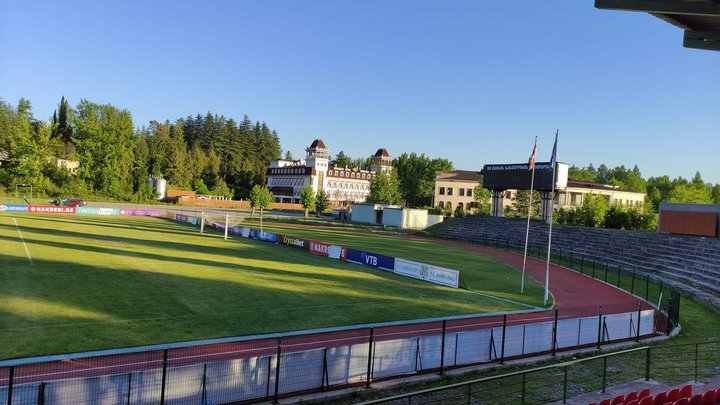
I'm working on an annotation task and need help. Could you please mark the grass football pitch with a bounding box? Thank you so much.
[0,214,547,360]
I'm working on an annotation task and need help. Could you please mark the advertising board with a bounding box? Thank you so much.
[119,209,161,217]
[308,241,330,256]
[29,205,76,214]
[393,258,460,288]
[0,204,29,213]
[257,230,279,243]
[328,245,346,260]
[175,214,188,222]
[76,207,119,215]
[280,235,309,250]
[345,248,395,271]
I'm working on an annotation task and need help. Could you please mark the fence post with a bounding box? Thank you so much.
[602,356,608,393]
[201,364,207,404]
[160,349,168,405]
[569,251,573,269]
[440,320,447,375]
[645,347,651,381]
[580,257,584,274]
[645,274,650,301]
[658,281,664,305]
[500,315,507,364]
[631,272,636,294]
[7,366,13,405]
[559,250,562,266]
[592,260,596,278]
[597,306,603,349]
[604,262,609,282]
[635,301,642,342]
[694,343,699,383]
[274,337,282,402]
[563,365,569,404]
[552,310,559,356]
[366,328,374,388]
[38,382,45,405]
[521,373,527,405]
[127,373,132,405]
[617,266,621,287]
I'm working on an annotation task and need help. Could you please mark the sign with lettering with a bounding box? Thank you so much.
[345,248,395,271]
[393,258,460,288]
[308,240,331,256]
[29,205,76,214]
[257,230,279,243]
[76,207,119,215]
[0,204,29,213]
[280,235,308,250]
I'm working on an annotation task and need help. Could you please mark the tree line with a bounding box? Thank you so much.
[0,97,281,201]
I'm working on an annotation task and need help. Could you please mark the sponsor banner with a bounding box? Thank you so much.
[188,217,199,226]
[119,209,161,217]
[165,212,176,220]
[0,204,29,213]
[29,205,76,214]
[248,229,258,239]
[280,235,308,250]
[257,230,279,243]
[328,245,346,260]
[176,214,188,222]
[393,258,460,288]
[230,226,243,235]
[241,227,251,238]
[76,207,119,216]
[308,240,330,256]
[345,249,395,271]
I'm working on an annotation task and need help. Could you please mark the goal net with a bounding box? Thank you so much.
[200,210,248,238]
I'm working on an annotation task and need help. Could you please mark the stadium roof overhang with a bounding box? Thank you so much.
[595,0,720,51]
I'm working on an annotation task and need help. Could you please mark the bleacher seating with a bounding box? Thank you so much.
[430,216,720,307]
[588,384,720,405]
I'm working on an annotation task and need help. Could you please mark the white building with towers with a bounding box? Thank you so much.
[266,139,393,206]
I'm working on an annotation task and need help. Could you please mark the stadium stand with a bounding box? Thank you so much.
[588,384,720,405]
[429,216,720,307]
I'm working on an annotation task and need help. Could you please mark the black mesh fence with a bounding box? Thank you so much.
[0,302,666,405]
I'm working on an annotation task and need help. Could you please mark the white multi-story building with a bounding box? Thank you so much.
[266,139,392,206]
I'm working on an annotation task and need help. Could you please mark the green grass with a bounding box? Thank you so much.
[251,222,549,306]
[0,214,546,360]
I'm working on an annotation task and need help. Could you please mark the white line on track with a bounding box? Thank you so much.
[13,217,33,265]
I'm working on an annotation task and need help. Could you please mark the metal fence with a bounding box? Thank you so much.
[0,301,663,405]
[359,340,720,404]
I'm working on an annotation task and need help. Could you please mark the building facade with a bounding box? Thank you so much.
[434,171,646,215]
[432,170,482,213]
[266,139,392,206]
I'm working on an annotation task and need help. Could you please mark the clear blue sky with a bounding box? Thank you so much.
[1,0,718,183]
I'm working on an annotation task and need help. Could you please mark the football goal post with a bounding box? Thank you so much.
[200,210,247,240]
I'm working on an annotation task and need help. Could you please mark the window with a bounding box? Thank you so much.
[459,188,465,196]
[438,201,444,208]
[447,188,453,196]
[439,187,445,195]
[467,188,472,197]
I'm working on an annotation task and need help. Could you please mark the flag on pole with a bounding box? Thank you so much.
[549,131,558,170]
[528,138,537,170]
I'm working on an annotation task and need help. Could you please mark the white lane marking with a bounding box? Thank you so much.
[13,217,33,265]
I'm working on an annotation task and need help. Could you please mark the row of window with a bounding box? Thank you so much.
[328,182,368,191]
[438,187,473,197]
[271,167,305,175]
[269,177,305,187]
[330,170,371,180]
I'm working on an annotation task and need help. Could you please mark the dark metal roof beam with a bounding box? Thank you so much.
[596,0,720,17]
[684,30,720,50]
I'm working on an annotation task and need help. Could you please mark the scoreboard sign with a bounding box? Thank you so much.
[482,162,567,191]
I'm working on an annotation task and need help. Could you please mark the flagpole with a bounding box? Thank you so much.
[521,136,537,294]
[544,130,558,305]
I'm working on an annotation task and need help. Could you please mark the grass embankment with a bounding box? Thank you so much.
[0,214,545,360]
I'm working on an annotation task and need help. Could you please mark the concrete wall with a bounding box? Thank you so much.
[350,204,378,224]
